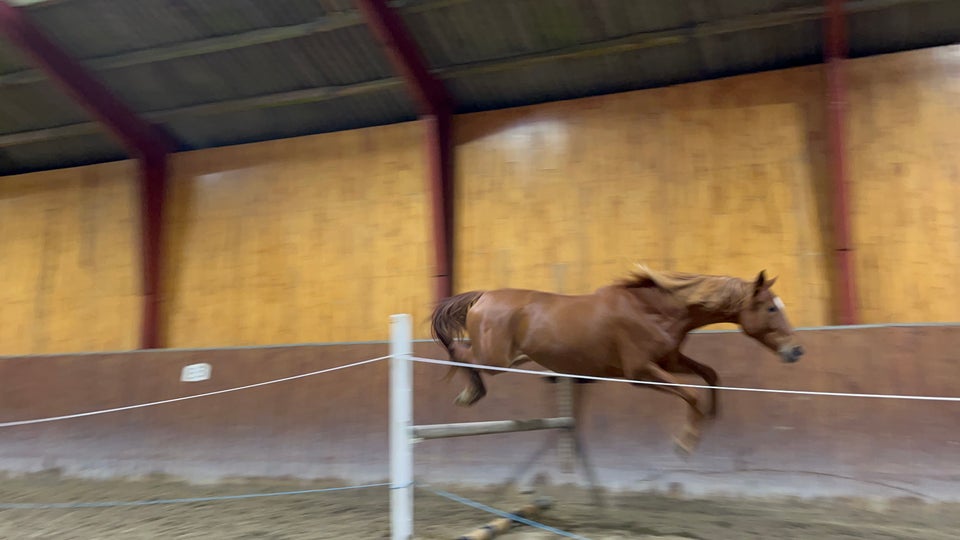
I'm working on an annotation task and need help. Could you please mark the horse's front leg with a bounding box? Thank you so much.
[633,364,706,455]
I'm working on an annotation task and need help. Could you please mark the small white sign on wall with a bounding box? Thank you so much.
[180,362,212,383]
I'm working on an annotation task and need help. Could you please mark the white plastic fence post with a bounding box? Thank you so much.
[389,314,414,540]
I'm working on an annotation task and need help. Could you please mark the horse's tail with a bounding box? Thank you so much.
[430,290,485,382]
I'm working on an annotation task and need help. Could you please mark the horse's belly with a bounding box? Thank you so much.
[524,346,623,378]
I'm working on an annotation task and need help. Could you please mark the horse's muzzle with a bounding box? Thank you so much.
[780,344,804,363]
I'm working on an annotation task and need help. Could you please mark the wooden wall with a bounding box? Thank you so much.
[454,66,833,330]
[164,122,431,347]
[0,161,140,354]
[846,49,960,323]
[0,45,956,354]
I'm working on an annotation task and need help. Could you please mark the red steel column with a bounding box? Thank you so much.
[0,2,174,348]
[138,150,168,349]
[423,110,453,301]
[824,0,859,325]
[356,0,455,300]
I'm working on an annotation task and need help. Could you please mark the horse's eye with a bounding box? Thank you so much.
[768,306,778,313]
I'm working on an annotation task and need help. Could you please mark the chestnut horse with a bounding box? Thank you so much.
[429,265,804,454]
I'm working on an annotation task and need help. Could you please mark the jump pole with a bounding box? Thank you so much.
[390,314,414,540]
[389,313,576,540]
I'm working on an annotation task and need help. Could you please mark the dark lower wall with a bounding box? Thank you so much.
[1,325,958,501]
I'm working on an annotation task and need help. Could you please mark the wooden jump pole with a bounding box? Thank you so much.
[389,313,576,540]
[455,497,554,540]
[412,417,574,441]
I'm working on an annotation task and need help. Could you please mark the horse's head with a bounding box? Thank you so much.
[738,271,804,363]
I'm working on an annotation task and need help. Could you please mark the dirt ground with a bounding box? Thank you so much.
[0,473,957,539]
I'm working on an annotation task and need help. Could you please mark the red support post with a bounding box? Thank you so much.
[824,0,859,325]
[0,2,174,348]
[139,150,168,349]
[424,110,454,301]
[355,0,455,300]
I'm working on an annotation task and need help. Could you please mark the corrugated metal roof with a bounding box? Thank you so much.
[0,81,91,132]
[166,86,415,150]
[402,0,690,68]
[24,0,338,56]
[0,39,31,74]
[0,0,957,175]
[696,0,822,19]
[698,19,824,77]
[849,0,960,57]
[0,130,121,173]
[90,25,395,113]
[448,41,702,112]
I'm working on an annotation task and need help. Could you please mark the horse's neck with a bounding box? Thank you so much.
[684,306,739,332]
[622,286,736,337]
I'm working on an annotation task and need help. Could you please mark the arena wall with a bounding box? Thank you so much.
[0,45,957,355]
[0,325,957,501]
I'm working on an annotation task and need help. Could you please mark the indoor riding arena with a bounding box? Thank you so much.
[0,1,959,539]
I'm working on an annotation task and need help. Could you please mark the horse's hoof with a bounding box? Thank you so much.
[673,434,699,456]
[454,389,482,407]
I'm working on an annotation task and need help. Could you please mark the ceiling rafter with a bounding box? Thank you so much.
[0,0,945,148]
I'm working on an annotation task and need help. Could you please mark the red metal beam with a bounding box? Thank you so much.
[354,0,449,115]
[355,0,455,300]
[0,2,173,348]
[0,2,175,156]
[824,0,859,325]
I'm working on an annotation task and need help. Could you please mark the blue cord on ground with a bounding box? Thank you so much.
[0,482,390,509]
[421,485,591,540]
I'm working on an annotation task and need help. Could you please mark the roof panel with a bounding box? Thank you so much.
[449,42,701,113]
[0,41,33,75]
[2,0,959,176]
[164,86,415,150]
[402,0,689,68]
[848,0,960,58]
[89,24,394,114]
[700,0,821,20]
[291,26,397,83]
[0,81,92,134]
[0,130,123,175]
[586,0,690,36]
[22,0,343,60]
[27,0,208,57]
[697,19,822,78]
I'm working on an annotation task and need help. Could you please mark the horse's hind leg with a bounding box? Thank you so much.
[661,353,720,418]
[449,342,487,406]
[678,354,719,418]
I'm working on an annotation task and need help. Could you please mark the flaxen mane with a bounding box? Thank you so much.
[615,264,751,313]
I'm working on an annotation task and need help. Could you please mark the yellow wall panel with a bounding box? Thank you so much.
[847,46,960,323]
[0,161,140,355]
[165,121,433,347]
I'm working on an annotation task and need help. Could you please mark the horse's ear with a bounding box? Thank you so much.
[753,270,767,296]
[753,270,777,296]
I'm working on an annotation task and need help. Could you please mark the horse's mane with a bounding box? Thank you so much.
[615,264,751,313]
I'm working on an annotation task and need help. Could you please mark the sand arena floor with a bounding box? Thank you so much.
[0,473,956,539]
